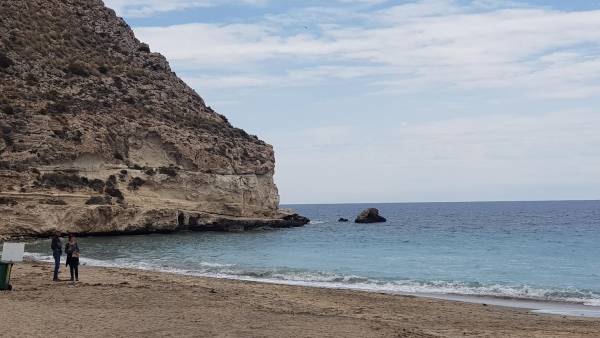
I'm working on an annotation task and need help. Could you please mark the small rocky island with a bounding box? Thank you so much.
[0,0,308,239]
[355,208,387,223]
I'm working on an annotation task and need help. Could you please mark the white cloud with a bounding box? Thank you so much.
[182,74,277,89]
[181,65,390,92]
[103,0,267,17]
[134,1,600,97]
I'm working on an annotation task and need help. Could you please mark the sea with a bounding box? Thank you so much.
[22,200,600,317]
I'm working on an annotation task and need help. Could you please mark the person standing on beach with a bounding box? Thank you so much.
[50,233,62,281]
[65,234,80,282]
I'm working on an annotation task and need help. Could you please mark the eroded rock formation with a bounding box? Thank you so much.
[0,0,308,239]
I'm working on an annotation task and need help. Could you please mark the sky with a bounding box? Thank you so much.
[103,0,600,204]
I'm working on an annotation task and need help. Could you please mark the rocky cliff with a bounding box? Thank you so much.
[0,0,307,239]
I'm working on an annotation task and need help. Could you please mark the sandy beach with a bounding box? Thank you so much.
[0,262,598,337]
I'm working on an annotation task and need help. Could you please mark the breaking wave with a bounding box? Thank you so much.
[25,252,600,307]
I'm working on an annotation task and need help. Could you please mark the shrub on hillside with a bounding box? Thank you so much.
[1,130,13,147]
[138,43,150,53]
[0,51,13,69]
[66,61,90,77]
[88,179,105,193]
[0,197,17,206]
[46,101,69,115]
[128,177,145,190]
[97,64,109,74]
[158,166,178,177]
[39,198,67,205]
[105,175,124,200]
[1,104,14,115]
[40,173,104,192]
[41,173,84,190]
[85,196,111,205]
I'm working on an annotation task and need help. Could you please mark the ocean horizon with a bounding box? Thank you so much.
[281,199,600,205]
[24,200,600,316]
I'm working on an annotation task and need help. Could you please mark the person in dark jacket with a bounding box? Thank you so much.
[65,234,80,282]
[50,233,62,281]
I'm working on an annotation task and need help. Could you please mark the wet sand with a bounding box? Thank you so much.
[1,262,599,337]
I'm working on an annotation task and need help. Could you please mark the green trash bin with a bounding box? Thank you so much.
[0,262,14,291]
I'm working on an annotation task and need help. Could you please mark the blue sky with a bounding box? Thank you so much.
[104,0,600,203]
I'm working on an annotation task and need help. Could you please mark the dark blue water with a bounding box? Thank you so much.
[26,201,600,306]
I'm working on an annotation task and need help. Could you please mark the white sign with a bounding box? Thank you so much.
[1,243,25,262]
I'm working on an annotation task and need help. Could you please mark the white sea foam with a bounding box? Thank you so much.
[25,252,600,309]
[196,261,235,268]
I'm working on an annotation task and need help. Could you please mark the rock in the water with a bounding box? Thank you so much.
[354,208,386,223]
[0,0,308,239]
[338,218,349,222]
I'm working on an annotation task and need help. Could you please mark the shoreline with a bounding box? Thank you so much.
[419,293,600,318]
[23,252,600,318]
[2,262,599,337]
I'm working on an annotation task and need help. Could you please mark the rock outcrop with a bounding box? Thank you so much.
[0,0,308,239]
[354,209,386,224]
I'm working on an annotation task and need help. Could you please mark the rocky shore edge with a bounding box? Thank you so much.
[0,206,309,241]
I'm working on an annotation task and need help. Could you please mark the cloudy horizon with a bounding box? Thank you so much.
[104,0,600,204]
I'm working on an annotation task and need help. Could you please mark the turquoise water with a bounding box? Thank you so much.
[25,201,600,307]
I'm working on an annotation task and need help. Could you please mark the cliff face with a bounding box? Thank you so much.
[0,0,307,239]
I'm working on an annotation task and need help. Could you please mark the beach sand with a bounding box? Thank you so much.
[1,262,599,337]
